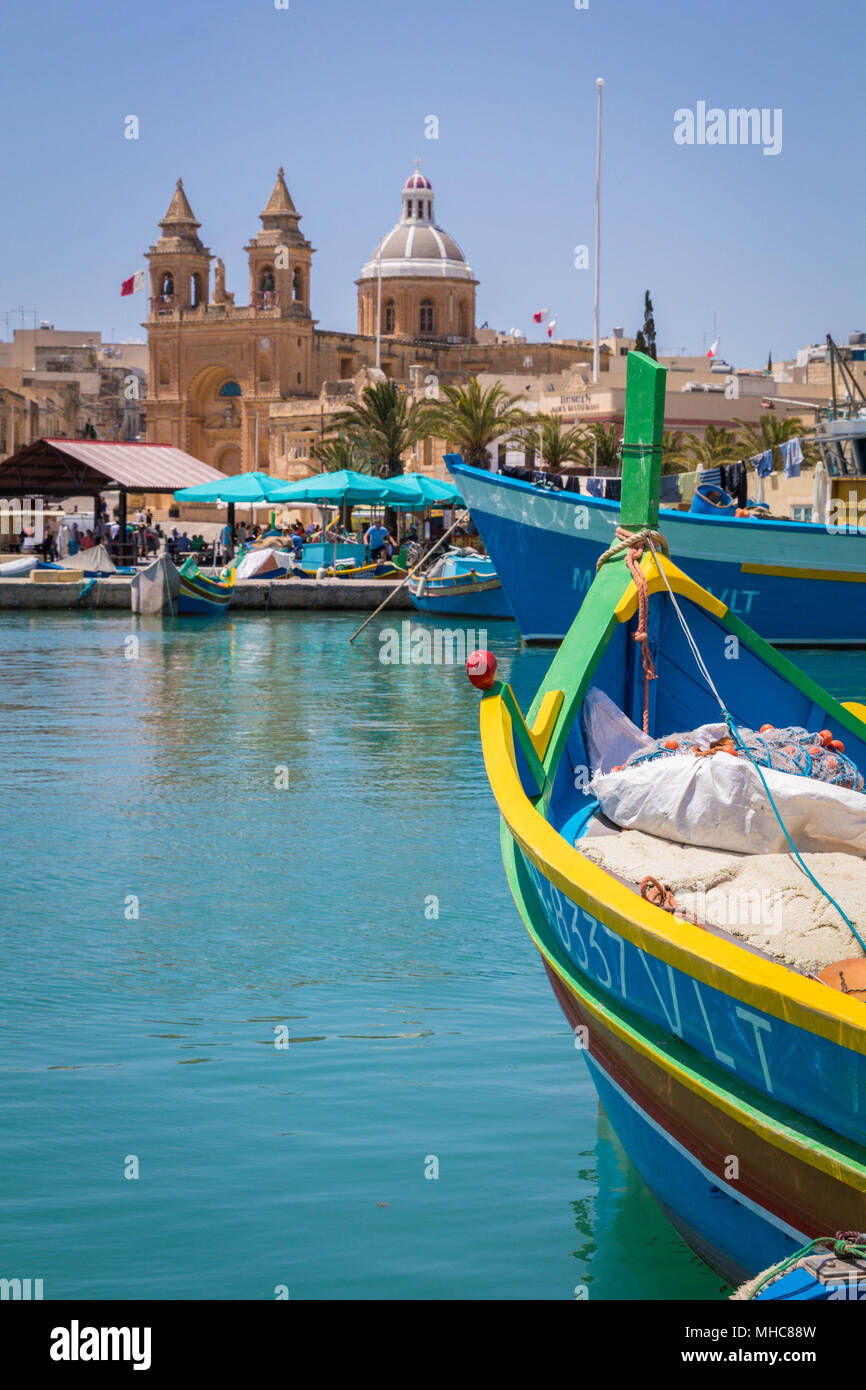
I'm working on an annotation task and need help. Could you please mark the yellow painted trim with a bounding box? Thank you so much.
[530,690,564,759]
[842,701,866,727]
[515,885,866,1189]
[614,552,728,624]
[481,685,866,1054]
[741,563,866,584]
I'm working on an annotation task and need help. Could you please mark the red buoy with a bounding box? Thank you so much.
[467,650,497,690]
[818,730,833,747]
[831,739,845,753]
[759,724,775,733]
[664,739,679,750]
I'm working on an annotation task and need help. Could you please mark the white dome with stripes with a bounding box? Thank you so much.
[359,162,474,282]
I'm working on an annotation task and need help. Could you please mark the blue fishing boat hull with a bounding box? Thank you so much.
[177,563,233,616]
[448,460,866,644]
[410,581,513,619]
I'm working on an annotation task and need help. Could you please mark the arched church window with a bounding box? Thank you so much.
[218,381,242,397]
[191,273,202,308]
[384,300,395,333]
[419,300,434,334]
[161,272,174,298]
[457,300,470,338]
[260,269,275,294]
[292,267,303,302]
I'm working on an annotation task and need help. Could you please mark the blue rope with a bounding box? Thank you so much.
[722,711,866,957]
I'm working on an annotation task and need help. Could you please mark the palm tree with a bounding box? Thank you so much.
[531,414,591,470]
[331,381,432,529]
[681,425,741,470]
[733,414,814,470]
[331,381,430,478]
[422,378,532,470]
[310,434,371,529]
[583,421,621,472]
[661,428,689,475]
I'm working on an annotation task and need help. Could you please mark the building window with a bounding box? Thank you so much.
[384,299,395,333]
[218,381,242,397]
[297,372,302,384]
[293,268,303,302]
[260,269,275,293]
[791,505,813,523]
[339,357,352,378]
[419,300,434,333]
[191,273,203,308]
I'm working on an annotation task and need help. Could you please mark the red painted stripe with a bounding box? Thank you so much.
[543,961,830,1237]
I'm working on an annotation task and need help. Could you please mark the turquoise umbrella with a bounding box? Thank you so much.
[174,470,283,504]
[386,473,464,507]
[268,469,417,506]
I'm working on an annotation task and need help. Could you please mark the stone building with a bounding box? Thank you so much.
[142,164,594,478]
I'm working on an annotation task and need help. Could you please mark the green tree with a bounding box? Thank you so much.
[661,428,689,474]
[583,421,622,472]
[331,380,432,530]
[311,433,371,529]
[681,425,741,469]
[530,414,590,470]
[733,414,814,470]
[422,378,532,470]
[634,291,657,360]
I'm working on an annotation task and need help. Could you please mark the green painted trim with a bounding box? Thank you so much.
[619,352,667,531]
[500,819,866,1178]
[723,610,866,742]
[486,681,546,792]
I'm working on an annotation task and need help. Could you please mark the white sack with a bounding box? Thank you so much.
[583,687,656,774]
[591,752,866,857]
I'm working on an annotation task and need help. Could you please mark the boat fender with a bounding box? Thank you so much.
[817,957,866,1002]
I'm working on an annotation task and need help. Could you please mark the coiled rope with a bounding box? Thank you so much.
[747,1232,866,1300]
[597,527,670,733]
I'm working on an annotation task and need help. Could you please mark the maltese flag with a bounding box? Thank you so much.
[121,269,146,297]
[706,337,720,358]
[533,307,549,323]
[547,318,558,338]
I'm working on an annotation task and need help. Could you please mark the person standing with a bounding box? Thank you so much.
[364,519,390,561]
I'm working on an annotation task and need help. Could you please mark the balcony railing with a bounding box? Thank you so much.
[252,290,281,311]
[150,295,178,315]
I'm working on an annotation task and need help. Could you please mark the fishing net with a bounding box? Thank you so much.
[623,725,864,793]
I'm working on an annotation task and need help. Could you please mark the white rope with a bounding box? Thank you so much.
[646,538,728,715]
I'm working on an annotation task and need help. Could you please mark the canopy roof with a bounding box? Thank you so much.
[0,439,226,496]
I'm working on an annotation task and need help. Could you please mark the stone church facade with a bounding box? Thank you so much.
[143,165,591,478]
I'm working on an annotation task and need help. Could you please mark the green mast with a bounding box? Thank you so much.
[618,350,667,531]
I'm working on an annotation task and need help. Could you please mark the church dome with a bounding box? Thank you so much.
[359,162,474,283]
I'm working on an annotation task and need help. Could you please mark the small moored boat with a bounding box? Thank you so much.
[409,549,512,619]
[177,556,235,615]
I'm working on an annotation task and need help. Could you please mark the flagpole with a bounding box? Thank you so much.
[375,247,382,371]
[593,77,604,384]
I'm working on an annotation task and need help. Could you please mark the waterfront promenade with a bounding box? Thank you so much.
[0,575,414,611]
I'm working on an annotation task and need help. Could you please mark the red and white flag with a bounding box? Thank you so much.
[533,307,549,323]
[547,318,558,338]
[706,337,720,358]
[121,269,146,297]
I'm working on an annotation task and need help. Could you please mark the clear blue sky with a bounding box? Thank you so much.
[1,0,863,366]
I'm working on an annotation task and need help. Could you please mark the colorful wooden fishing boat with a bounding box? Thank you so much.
[446,447,866,646]
[177,555,235,615]
[409,549,513,619]
[471,352,866,1288]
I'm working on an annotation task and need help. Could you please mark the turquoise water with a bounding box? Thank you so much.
[1,613,860,1301]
